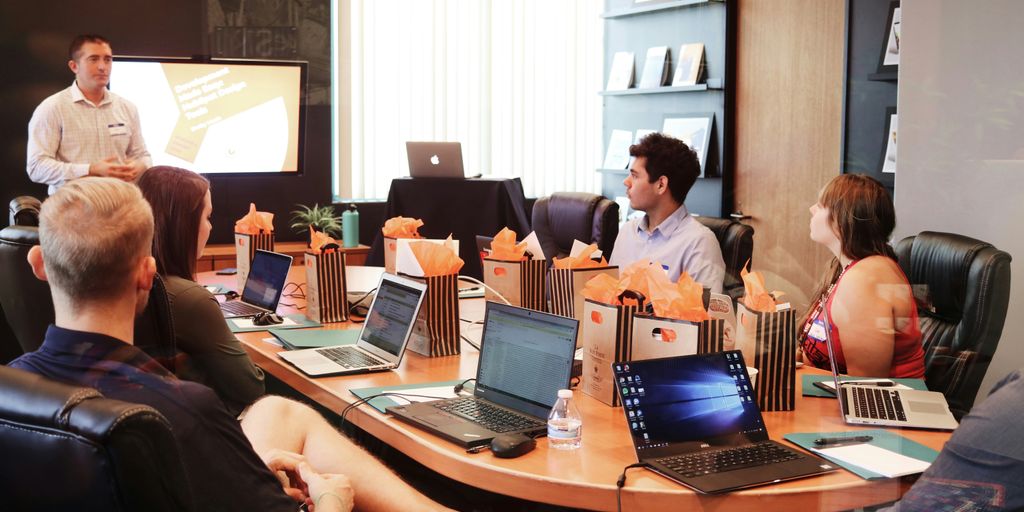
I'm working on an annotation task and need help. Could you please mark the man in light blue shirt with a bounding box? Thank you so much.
[609,133,725,293]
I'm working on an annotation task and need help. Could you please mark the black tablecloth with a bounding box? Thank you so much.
[367,177,532,279]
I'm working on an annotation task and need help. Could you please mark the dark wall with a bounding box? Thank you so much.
[0,1,333,245]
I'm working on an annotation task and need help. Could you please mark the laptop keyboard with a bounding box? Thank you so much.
[221,300,266,317]
[433,397,545,433]
[852,387,907,421]
[658,441,803,478]
[316,347,385,368]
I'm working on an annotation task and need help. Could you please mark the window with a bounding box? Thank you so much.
[334,0,603,200]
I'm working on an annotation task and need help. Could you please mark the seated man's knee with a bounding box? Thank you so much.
[248,395,318,425]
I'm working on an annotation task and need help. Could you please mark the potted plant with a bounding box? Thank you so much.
[290,203,343,243]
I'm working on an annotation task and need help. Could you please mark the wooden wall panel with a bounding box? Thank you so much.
[733,0,846,308]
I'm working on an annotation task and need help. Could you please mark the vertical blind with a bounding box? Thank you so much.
[338,0,603,199]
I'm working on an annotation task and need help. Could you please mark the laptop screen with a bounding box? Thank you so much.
[360,275,425,356]
[241,250,292,310]
[613,351,768,456]
[475,302,579,419]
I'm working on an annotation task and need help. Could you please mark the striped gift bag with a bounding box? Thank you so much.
[482,257,547,311]
[304,249,348,323]
[735,303,797,411]
[581,298,639,406]
[234,231,275,291]
[404,273,461,357]
[548,266,618,321]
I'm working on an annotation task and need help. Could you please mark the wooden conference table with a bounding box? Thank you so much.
[201,267,951,511]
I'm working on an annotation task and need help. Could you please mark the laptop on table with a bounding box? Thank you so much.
[278,273,427,377]
[406,141,465,178]
[614,351,836,494]
[387,302,579,448]
[220,250,293,318]
[819,306,958,430]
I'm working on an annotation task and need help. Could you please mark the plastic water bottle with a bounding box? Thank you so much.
[547,389,582,450]
[341,204,359,248]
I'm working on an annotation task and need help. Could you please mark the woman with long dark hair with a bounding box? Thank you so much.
[800,174,924,378]
[137,166,264,413]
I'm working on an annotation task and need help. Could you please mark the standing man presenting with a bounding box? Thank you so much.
[27,34,150,194]
[610,132,726,293]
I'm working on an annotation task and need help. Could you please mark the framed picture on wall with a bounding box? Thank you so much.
[877,1,901,73]
[662,113,714,177]
[879,107,898,174]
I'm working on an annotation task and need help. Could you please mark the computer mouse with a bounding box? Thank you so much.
[253,312,284,326]
[490,433,536,459]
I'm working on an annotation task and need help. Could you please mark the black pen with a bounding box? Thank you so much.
[814,435,873,446]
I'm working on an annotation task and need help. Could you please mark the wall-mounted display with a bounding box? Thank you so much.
[663,113,714,175]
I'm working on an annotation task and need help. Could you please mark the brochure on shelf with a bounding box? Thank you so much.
[638,46,670,88]
[672,43,707,87]
[606,51,635,91]
[603,129,634,170]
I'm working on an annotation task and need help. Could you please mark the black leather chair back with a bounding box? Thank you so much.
[0,225,176,367]
[0,365,194,511]
[0,225,53,354]
[9,195,41,227]
[895,231,1012,419]
[531,192,619,260]
[694,216,754,300]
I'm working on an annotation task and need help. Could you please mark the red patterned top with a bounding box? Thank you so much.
[800,259,925,379]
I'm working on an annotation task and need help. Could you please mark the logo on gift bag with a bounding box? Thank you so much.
[652,328,677,343]
[591,311,603,324]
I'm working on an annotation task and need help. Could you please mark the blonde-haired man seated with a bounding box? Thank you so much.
[9,178,450,512]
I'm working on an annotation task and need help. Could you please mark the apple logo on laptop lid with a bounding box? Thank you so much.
[430,155,440,165]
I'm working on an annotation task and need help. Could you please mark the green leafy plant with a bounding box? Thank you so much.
[290,203,342,237]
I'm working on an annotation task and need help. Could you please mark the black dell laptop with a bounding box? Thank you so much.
[614,351,836,494]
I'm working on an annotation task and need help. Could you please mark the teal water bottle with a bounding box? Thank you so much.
[342,204,359,248]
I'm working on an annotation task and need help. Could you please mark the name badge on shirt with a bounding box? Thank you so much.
[807,318,828,342]
[108,123,128,136]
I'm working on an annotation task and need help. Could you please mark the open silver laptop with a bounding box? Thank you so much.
[278,273,426,377]
[406,141,465,178]
[821,301,958,430]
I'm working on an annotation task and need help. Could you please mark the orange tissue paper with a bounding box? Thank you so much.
[489,227,529,261]
[410,237,464,276]
[234,203,274,234]
[382,217,424,239]
[740,262,784,313]
[553,243,607,269]
[658,272,710,322]
[581,273,626,305]
[308,227,340,254]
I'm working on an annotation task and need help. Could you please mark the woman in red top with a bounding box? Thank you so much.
[799,174,925,378]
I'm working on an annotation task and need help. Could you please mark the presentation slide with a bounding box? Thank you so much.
[111,60,303,174]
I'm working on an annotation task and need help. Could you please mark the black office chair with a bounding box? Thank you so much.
[0,225,52,355]
[531,192,619,261]
[694,216,754,301]
[894,231,1012,420]
[0,224,176,367]
[0,365,194,511]
[9,195,41,227]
